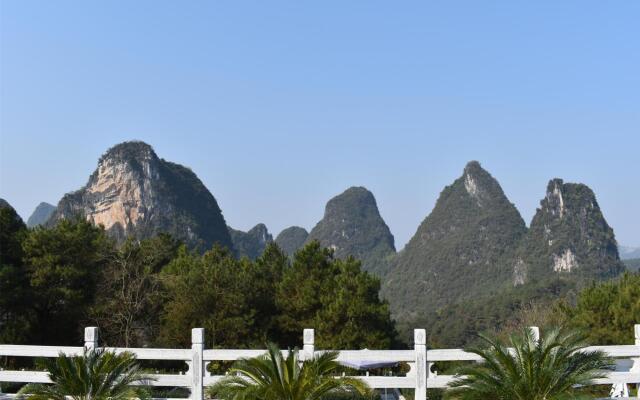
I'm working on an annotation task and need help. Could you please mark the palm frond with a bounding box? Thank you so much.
[18,348,151,400]
[446,327,613,400]
[208,343,369,400]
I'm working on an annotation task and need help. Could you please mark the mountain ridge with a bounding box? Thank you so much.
[381,161,528,325]
[229,223,273,259]
[27,202,56,227]
[305,186,396,276]
[47,141,233,251]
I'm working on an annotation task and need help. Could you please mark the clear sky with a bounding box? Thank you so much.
[1,1,638,249]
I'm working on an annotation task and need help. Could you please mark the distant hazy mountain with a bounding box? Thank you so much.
[48,141,233,251]
[619,245,640,260]
[306,186,396,276]
[27,202,56,227]
[275,226,308,255]
[381,161,527,325]
[624,258,640,272]
[229,223,273,259]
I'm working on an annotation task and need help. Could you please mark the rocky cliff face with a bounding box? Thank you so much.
[275,226,309,255]
[27,202,56,227]
[514,179,624,284]
[306,186,396,276]
[229,223,273,259]
[48,141,233,250]
[381,161,527,325]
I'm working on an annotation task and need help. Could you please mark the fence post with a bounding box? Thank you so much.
[191,328,205,400]
[632,324,640,374]
[303,329,315,361]
[414,329,427,400]
[529,326,540,344]
[84,327,99,350]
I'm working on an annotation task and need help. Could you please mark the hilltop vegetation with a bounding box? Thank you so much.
[306,187,396,276]
[381,163,626,344]
[382,161,528,331]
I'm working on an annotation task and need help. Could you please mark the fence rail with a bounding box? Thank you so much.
[1,325,639,399]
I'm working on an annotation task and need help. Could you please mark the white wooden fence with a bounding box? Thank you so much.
[1,325,639,399]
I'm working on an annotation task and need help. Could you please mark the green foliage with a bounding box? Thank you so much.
[158,241,397,349]
[421,280,573,348]
[0,201,27,266]
[2,209,397,349]
[22,218,112,344]
[276,241,397,348]
[446,328,613,400]
[0,202,33,343]
[563,272,640,345]
[247,243,287,342]
[18,348,151,400]
[208,343,369,400]
[314,256,397,348]
[159,245,255,347]
[90,234,180,346]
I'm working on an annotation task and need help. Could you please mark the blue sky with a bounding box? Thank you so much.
[1,1,638,248]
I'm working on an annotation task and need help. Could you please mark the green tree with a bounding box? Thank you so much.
[563,272,640,345]
[245,242,287,344]
[446,328,612,400]
[18,349,151,400]
[90,234,180,347]
[315,256,396,348]
[276,241,396,348]
[159,245,254,347]
[22,218,112,344]
[208,343,369,400]
[276,242,333,345]
[0,205,33,344]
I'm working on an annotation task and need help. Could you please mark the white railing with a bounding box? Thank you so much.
[1,325,639,399]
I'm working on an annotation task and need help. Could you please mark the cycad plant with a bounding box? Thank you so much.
[446,327,613,400]
[208,343,369,400]
[18,348,151,400]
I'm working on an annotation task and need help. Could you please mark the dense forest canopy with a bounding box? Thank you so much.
[0,207,396,349]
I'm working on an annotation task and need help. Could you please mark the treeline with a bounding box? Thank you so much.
[0,206,397,349]
[2,204,637,351]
